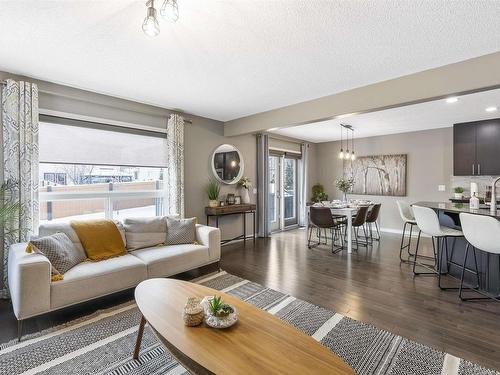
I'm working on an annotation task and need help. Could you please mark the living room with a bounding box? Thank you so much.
[1,1,500,374]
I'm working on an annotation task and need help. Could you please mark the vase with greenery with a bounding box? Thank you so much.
[311,183,328,203]
[335,177,354,202]
[454,186,465,199]
[206,179,221,208]
[238,176,252,204]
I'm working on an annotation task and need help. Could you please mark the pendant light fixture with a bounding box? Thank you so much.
[338,125,344,159]
[350,127,356,161]
[344,126,351,160]
[161,0,179,22]
[143,0,160,37]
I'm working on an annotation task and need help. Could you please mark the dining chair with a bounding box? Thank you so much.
[308,207,344,253]
[365,203,381,243]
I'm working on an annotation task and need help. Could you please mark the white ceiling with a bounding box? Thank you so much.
[1,1,500,121]
[270,88,500,142]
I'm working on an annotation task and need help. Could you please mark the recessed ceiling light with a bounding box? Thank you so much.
[486,106,498,112]
[445,97,459,103]
[268,127,280,131]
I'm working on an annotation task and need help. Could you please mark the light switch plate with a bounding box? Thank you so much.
[253,188,257,194]
[438,185,446,192]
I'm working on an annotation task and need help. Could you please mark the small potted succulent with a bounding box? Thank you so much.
[454,186,465,199]
[238,176,252,204]
[201,295,238,328]
[206,179,221,208]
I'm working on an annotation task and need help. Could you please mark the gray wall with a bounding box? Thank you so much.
[314,127,453,231]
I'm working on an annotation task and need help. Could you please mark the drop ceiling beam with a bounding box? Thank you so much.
[223,51,500,137]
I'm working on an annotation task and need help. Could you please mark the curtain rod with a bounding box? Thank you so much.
[1,80,193,124]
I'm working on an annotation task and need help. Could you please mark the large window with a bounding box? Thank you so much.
[39,116,168,223]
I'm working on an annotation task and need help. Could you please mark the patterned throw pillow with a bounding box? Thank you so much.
[27,232,86,280]
[166,217,197,245]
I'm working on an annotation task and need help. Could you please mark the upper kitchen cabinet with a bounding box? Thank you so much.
[453,118,500,176]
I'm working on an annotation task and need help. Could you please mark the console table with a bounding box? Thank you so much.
[205,204,256,244]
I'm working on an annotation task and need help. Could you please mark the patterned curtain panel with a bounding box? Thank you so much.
[298,143,309,227]
[1,79,39,298]
[166,114,184,218]
[256,134,270,237]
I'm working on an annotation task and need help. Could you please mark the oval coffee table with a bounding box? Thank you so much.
[133,278,355,375]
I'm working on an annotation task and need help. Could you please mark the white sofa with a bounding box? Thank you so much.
[8,221,221,338]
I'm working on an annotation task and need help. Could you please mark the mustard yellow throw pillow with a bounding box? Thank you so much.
[70,219,126,261]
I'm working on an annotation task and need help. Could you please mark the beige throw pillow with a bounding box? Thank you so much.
[166,217,197,245]
[124,216,167,251]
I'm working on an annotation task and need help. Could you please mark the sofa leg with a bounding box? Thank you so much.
[17,319,23,342]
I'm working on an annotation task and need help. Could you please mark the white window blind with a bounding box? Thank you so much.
[39,116,168,168]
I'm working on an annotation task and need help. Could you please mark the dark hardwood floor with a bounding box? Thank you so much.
[1,229,499,371]
[222,229,500,371]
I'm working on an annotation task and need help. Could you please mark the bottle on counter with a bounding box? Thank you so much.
[470,192,480,210]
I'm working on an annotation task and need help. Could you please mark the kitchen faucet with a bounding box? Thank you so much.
[490,176,500,215]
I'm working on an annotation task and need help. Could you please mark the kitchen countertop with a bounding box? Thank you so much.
[413,201,500,219]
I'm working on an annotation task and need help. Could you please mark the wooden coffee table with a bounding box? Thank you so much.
[133,278,355,375]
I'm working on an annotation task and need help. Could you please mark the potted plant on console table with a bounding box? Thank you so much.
[206,179,221,208]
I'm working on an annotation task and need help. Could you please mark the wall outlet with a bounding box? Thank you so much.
[438,185,446,192]
[253,188,257,194]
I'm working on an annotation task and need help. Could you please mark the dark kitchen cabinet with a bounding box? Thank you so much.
[453,118,500,176]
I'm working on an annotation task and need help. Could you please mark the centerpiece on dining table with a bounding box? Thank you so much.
[335,176,354,203]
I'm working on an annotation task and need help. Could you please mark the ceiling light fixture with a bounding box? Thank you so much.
[486,106,498,112]
[339,124,355,160]
[445,97,458,103]
[142,0,160,37]
[338,125,344,159]
[161,0,179,22]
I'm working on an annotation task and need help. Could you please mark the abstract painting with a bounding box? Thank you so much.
[345,154,407,196]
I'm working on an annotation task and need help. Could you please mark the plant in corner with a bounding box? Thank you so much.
[206,179,221,208]
[311,183,328,203]
[335,176,354,202]
[454,186,465,199]
[237,176,252,204]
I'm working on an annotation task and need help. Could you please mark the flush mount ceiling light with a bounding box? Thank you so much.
[486,106,498,112]
[445,97,459,103]
[142,0,179,37]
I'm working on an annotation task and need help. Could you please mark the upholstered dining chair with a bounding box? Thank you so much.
[308,207,344,253]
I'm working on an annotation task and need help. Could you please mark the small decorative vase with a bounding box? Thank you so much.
[208,199,219,208]
[182,297,204,327]
[343,192,348,202]
[241,188,250,204]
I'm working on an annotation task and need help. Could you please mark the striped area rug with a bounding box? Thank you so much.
[0,271,497,375]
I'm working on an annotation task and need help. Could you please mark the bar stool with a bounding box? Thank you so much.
[365,203,381,243]
[458,213,500,302]
[412,206,463,289]
[396,201,421,263]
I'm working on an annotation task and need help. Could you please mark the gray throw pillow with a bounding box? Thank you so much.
[29,232,86,275]
[124,216,167,251]
[166,217,197,245]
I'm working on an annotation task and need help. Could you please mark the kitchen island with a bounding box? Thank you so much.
[413,201,500,295]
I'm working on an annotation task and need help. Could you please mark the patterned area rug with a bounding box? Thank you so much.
[0,271,498,375]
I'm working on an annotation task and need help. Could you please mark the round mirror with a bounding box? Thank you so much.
[211,144,244,184]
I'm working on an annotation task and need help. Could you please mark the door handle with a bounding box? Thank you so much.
[472,164,475,175]
[478,164,481,175]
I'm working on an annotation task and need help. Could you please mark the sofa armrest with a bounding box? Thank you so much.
[196,224,221,261]
[8,242,51,320]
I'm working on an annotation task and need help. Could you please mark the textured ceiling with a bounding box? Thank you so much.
[270,88,500,142]
[1,1,500,121]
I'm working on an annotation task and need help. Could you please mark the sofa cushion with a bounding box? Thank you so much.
[166,217,196,245]
[38,221,127,254]
[50,254,147,310]
[131,244,210,278]
[124,216,167,251]
[29,232,86,277]
[70,219,126,260]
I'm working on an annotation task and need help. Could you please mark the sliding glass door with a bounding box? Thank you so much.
[268,154,299,231]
